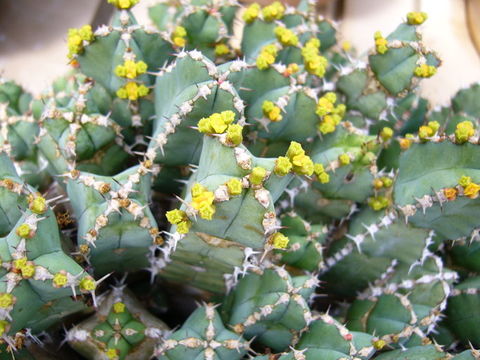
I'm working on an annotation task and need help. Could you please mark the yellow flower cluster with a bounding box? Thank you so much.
[284,63,299,76]
[115,60,148,79]
[190,183,216,220]
[166,209,191,234]
[13,257,35,278]
[455,121,475,144]
[418,121,440,140]
[316,92,346,134]
[108,0,139,9]
[244,3,260,23]
[172,26,187,47]
[215,43,230,56]
[313,163,330,184]
[286,141,314,176]
[368,195,389,211]
[262,1,285,22]
[271,232,289,249]
[67,25,94,59]
[262,100,282,122]
[301,38,328,78]
[374,31,388,55]
[414,64,437,78]
[459,175,480,199]
[116,82,149,101]
[407,12,428,25]
[256,44,278,70]
[198,111,243,146]
[274,26,298,47]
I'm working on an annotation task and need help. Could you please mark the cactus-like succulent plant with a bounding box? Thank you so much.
[0,0,479,358]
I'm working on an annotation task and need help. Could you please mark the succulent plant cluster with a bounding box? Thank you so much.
[1,0,480,359]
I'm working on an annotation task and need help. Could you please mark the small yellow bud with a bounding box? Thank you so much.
[338,154,350,166]
[0,321,9,337]
[113,302,126,314]
[373,339,387,350]
[373,178,384,189]
[342,41,351,51]
[380,127,393,141]
[262,100,283,122]
[399,138,411,150]
[418,125,434,140]
[215,43,230,56]
[381,177,393,188]
[274,26,298,46]
[317,172,330,184]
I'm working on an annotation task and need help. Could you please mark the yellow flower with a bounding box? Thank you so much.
[338,154,350,166]
[464,183,480,199]
[0,293,14,309]
[226,178,243,196]
[286,141,305,159]
[373,339,387,350]
[115,60,148,79]
[455,121,475,144]
[274,156,292,176]
[21,263,35,278]
[116,82,149,101]
[459,175,472,188]
[271,233,289,249]
[0,321,9,337]
[407,12,428,25]
[226,124,243,146]
[443,188,457,201]
[274,27,298,46]
[30,196,47,214]
[108,0,140,10]
[79,277,96,292]
[105,348,119,360]
[262,100,282,122]
[16,224,33,239]
[250,167,267,185]
[113,302,126,314]
[414,64,437,78]
[53,273,68,287]
[166,209,187,225]
[262,1,285,22]
[399,138,411,150]
[190,184,216,220]
[243,3,260,23]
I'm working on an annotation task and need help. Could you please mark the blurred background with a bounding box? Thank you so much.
[0,0,479,105]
